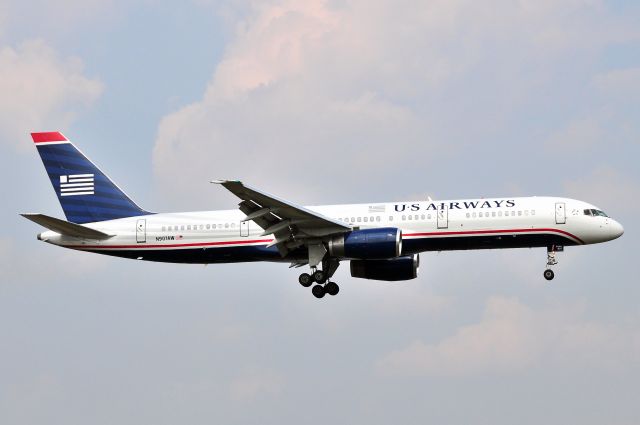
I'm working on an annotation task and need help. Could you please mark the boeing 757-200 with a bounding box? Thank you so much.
[22,132,624,298]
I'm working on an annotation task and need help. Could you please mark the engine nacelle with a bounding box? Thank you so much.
[350,254,419,281]
[328,228,402,260]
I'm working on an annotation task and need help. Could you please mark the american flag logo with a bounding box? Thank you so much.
[59,174,94,196]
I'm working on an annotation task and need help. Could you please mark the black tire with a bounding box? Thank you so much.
[543,269,555,281]
[298,273,313,287]
[311,284,325,299]
[325,281,340,296]
[313,270,326,284]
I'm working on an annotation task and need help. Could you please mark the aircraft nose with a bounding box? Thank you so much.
[610,220,624,240]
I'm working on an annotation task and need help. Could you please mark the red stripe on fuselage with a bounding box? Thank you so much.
[65,238,274,250]
[31,132,68,143]
[403,228,584,244]
[63,228,583,250]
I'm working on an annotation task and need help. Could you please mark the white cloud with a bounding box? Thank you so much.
[0,236,109,285]
[0,39,103,150]
[229,368,284,402]
[376,296,640,377]
[0,1,7,39]
[152,0,639,207]
[545,118,602,152]
[564,167,640,215]
[0,0,118,41]
[593,67,640,101]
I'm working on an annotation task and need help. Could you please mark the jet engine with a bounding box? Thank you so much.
[328,228,402,260]
[350,254,419,281]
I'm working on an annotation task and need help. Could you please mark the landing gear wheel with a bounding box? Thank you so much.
[311,284,326,299]
[298,273,313,287]
[325,281,340,296]
[312,270,327,284]
[543,269,555,281]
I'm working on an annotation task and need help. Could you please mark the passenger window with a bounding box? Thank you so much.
[518,211,522,216]
[466,213,470,218]
[364,217,368,223]
[206,224,210,230]
[415,214,419,220]
[162,226,166,231]
[408,215,412,220]
[511,211,516,216]
[531,210,535,216]
[421,214,425,220]
[388,216,393,221]
[231,223,236,228]
[357,217,361,222]
[479,212,483,218]
[225,223,229,229]
[427,214,432,220]
[187,225,192,230]
[181,225,185,231]
[351,217,355,222]
[376,216,381,222]
[525,210,529,216]
[472,212,477,218]
[498,211,502,217]
[402,215,406,221]
[492,212,496,217]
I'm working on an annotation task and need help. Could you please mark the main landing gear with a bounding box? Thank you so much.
[298,259,340,299]
[543,245,562,281]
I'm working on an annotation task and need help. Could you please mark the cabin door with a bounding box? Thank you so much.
[136,219,146,243]
[555,202,566,224]
[240,221,249,237]
[437,205,448,229]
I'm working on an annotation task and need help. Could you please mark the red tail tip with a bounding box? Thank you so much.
[31,132,68,143]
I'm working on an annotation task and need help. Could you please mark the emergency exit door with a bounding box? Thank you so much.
[555,202,566,224]
[136,219,146,243]
[437,205,448,229]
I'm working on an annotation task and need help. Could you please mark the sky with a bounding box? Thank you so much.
[1,0,639,424]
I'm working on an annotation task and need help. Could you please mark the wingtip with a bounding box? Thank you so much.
[210,179,241,184]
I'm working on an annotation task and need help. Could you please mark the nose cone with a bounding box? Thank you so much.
[610,220,624,240]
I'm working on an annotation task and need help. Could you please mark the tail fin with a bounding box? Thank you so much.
[31,132,151,224]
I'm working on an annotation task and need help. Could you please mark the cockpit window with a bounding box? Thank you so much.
[584,209,608,217]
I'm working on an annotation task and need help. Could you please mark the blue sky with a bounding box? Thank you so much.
[1,1,639,424]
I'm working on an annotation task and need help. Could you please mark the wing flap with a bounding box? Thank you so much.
[212,180,351,257]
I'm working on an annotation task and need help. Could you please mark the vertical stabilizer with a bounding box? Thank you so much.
[32,132,151,224]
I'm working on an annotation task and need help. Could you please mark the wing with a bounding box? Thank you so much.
[212,180,351,256]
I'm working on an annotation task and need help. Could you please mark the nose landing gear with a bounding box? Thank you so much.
[544,245,562,281]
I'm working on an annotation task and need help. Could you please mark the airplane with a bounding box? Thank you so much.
[22,132,624,298]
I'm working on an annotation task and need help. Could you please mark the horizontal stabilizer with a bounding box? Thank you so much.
[20,213,113,240]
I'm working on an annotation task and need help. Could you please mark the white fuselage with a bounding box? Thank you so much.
[38,196,624,264]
